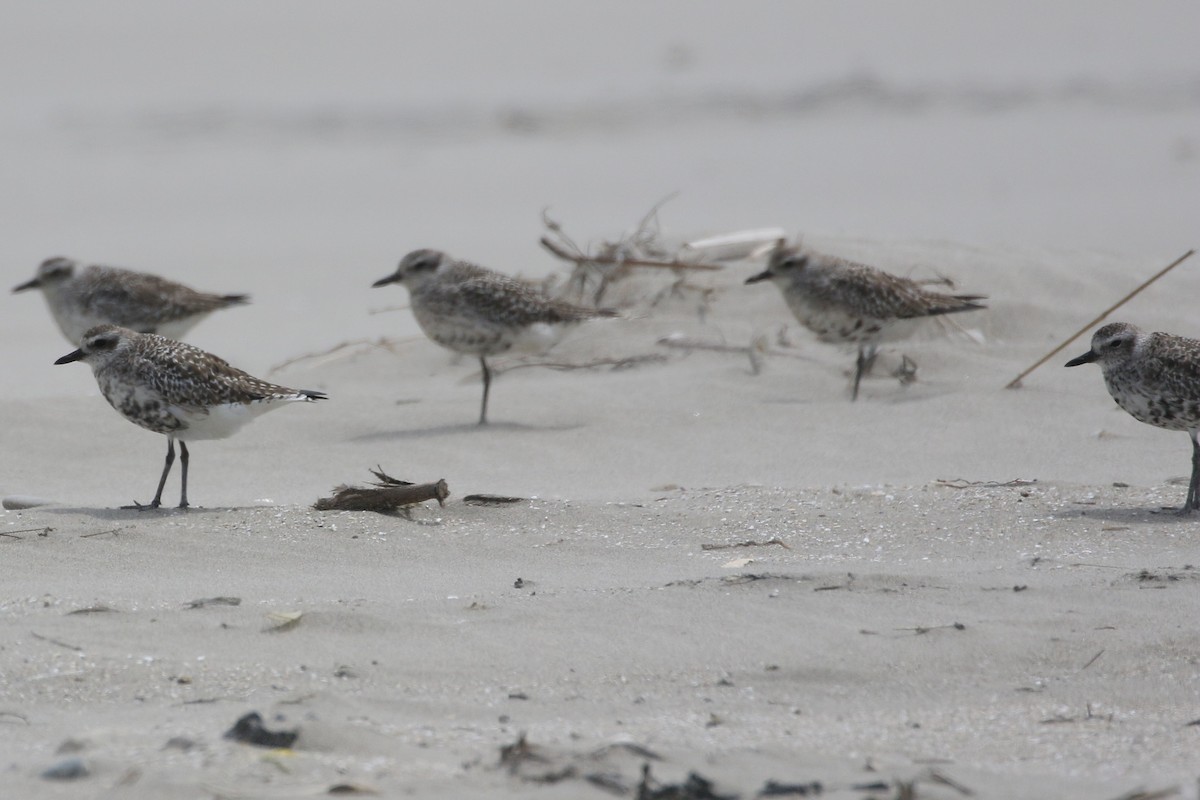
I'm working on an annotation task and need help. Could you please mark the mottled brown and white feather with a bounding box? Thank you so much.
[14,257,248,344]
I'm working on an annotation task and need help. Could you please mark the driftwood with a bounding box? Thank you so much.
[314,467,449,513]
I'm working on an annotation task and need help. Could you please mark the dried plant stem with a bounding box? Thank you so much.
[539,237,723,271]
[1005,249,1195,389]
[267,337,400,376]
[492,354,666,376]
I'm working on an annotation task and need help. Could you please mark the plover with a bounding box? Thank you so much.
[745,244,986,399]
[372,248,615,424]
[55,325,326,509]
[1066,321,1200,512]
[14,256,249,344]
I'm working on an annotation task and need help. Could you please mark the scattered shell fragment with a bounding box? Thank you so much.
[264,611,303,633]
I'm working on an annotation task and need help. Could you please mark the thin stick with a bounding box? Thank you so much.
[81,527,122,539]
[30,632,82,651]
[701,538,791,550]
[492,354,667,375]
[267,337,399,376]
[539,237,724,271]
[1005,249,1195,389]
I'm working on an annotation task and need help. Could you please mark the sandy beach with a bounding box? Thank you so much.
[3,3,1200,798]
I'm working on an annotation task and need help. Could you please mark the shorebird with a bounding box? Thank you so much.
[372,248,615,424]
[14,256,249,344]
[55,325,326,509]
[1066,321,1200,512]
[745,244,986,399]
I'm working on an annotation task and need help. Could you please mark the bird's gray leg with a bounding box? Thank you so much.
[852,346,870,401]
[123,438,175,510]
[479,356,491,426]
[851,344,880,400]
[1183,431,1200,514]
[178,441,190,509]
[861,344,878,375]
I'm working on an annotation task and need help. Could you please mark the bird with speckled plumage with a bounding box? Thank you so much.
[14,256,248,344]
[55,325,326,509]
[1066,321,1200,512]
[372,249,616,424]
[745,244,986,399]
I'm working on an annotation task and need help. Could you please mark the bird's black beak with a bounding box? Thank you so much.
[744,270,773,285]
[12,277,41,293]
[371,273,401,288]
[1064,350,1098,367]
[54,349,85,365]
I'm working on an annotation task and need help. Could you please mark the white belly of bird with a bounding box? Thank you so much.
[152,316,207,340]
[48,304,109,345]
[420,312,571,357]
[508,322,569,354]
[788,298,920,346]
[48,298,204,343]
[1106,379,1198,432]
[172,398,296,441]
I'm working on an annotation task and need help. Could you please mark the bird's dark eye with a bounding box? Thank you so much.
[94,336,117,351]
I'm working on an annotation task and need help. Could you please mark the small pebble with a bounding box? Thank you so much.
[41,757,88,780]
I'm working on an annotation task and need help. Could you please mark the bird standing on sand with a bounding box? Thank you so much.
[55,325,326,509]
[372,248,615,425]
[1066,321,1200,513]
[745,244,986,399]
[14,256,249,344]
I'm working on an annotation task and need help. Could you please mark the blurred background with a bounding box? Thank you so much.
[2,0,1198,397]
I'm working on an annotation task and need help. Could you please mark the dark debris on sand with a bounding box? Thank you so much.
[223,712,297,749]
[499,734,845,799]
[313,467,449,513]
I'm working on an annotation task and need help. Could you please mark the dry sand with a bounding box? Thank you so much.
[5,244,1200,799]
[3,3,1200,798]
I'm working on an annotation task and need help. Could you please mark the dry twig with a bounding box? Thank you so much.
[268,337,401,377]
[926,768,974,796]
[1105,789,1179,800]
[0,526,53,539]
[81,527,122,539]
[492,354,667,376]
[539,236,723,273]
[540,197,723,308]
[30,632,82,651]
[934,478,1035,489]
[701,538,790,551]
[1006,249,1195,389]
